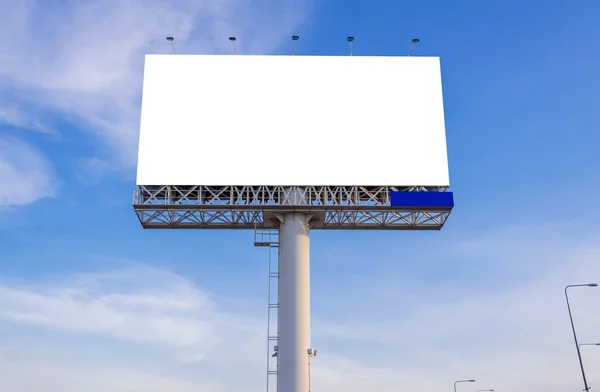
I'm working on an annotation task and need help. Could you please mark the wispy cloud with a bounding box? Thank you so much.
[0,105,50,134]
[1,225,600,391]
[0,0,314,176]
[0,361,223,392]
[0,136,55,207]
[0,264,264,363]
[311,224,600,392]
[0,262,266,390]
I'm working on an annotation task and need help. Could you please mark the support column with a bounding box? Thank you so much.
[278,212,311,392]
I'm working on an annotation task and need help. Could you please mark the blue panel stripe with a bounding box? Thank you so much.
[389,191,454,208]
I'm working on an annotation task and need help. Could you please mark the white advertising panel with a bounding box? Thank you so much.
[136,54,450,186]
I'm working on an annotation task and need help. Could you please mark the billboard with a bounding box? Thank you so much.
[136,54,450,186]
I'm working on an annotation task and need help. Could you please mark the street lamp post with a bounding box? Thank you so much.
[565,283,598,392]
[454,379,476,392]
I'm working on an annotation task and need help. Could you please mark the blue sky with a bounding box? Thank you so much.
[1,0,600,391]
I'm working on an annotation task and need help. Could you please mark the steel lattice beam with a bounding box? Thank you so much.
[132,185,452,230]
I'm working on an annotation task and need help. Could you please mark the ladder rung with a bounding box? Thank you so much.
[254,242,271,247]
[268,371,278,375]
[254,241,279,248]
[268,336,278,340]
[269,304,278,308]
[269,273,279,277]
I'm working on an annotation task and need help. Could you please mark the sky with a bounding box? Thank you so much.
[1,0,600,391]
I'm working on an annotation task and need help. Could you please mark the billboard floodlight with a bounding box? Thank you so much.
[229,36,237,54]
[166,36,176,54]
[347,36,354,55]
[408,38,420,56]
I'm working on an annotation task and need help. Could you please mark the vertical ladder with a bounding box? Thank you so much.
[254,228,279,392]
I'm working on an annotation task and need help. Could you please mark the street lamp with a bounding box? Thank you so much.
[454,379,475,392]
[477,390,494,392]
[565,283,598,392]
[580,343,600,347]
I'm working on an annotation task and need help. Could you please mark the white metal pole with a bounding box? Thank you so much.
[278,212,311,392]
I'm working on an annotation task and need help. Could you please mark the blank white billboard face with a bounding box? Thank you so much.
[136,55,450,186]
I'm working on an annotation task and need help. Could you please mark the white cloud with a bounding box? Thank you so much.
[2,225,600,391]
[0,136,55,207]
[0,0,314,173]
[0,262,267,391]
[311,225,600,392]
[0,105,50,133]
[0,264,264,361]
[0,361,224,392]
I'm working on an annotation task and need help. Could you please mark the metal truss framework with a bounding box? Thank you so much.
[133,185,452,230]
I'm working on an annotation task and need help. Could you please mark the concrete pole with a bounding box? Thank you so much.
[278,212,311,392]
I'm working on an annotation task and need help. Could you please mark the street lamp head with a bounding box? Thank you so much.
[588,283,598,287]
[412,38,420,43]
[468,380,476,382]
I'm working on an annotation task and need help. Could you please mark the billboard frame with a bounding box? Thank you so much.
[133,185,452,230]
